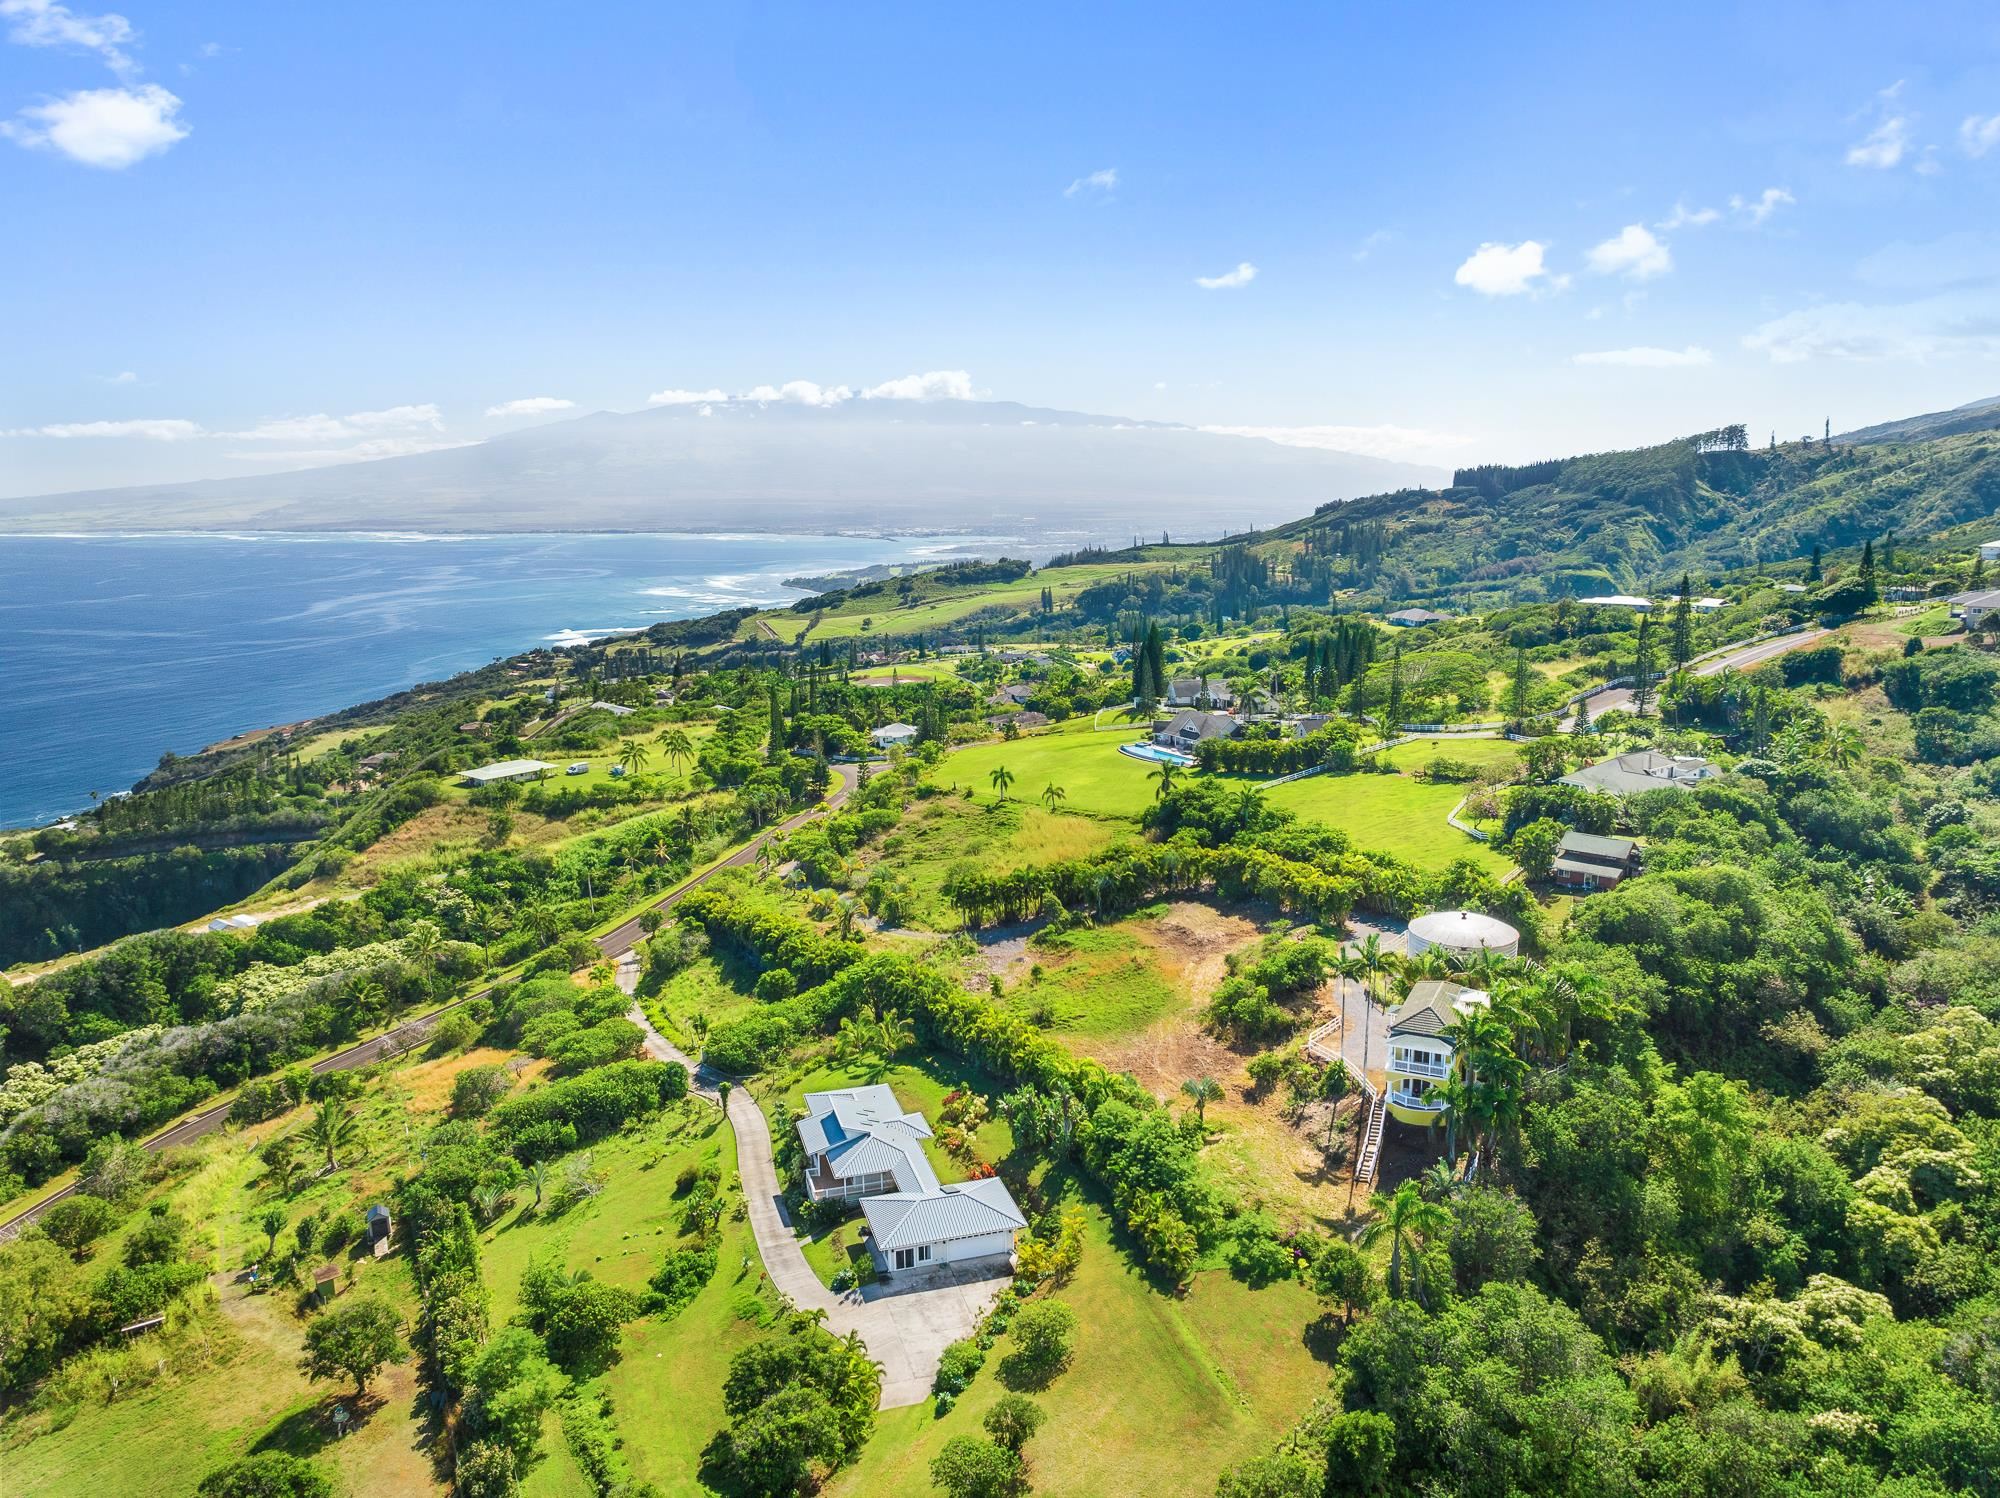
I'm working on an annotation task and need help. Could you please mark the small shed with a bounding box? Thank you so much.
[366,1204,393,1248]
[312,1263,339,1304]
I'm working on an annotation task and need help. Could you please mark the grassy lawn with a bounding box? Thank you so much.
[868,795,1121,928]
[1379,735,1522,775]
[929,722,1161,820]
[3,1082,443,1498]
[823,1195,1332,1498]
[484,1103,733,1324]
[850,662,962,686]
[1264,768,1507,873]
[639,953,762,1049]
[1003,922,1180,1041]
[770,563,1177,643]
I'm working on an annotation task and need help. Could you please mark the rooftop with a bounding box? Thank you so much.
[460,758,553,783]
[1388,981,1484,1039]
[1561,750,1714,796]
[1555,829,1638,860]
[861,1178,1027,1250]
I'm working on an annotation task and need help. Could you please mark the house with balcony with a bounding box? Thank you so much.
[795,1085,1026,1275]
[1549,830,1641,892]
[1382,981,1489,1126]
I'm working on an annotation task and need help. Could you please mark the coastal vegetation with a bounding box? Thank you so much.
[2,420,1999,1495]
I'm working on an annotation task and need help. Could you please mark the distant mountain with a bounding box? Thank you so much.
[1839,394,2000,445]
[0,398,1445,540]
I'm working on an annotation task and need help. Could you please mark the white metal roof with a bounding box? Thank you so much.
[461,759,553,782]
[1407,909,1520,951]
[861,1178,1026,1250]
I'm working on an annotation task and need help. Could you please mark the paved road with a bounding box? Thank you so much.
[0,767,857,1240]
[1561,627,1830,726]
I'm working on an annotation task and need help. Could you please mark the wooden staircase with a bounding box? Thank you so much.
[1306,1020,1385,1187]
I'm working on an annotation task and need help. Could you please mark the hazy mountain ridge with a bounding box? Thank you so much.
[1838,394,2000,445]
[0,398,1445,539]
[1263,426,2000,603]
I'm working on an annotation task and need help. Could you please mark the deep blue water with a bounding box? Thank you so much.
[0,531,981,828]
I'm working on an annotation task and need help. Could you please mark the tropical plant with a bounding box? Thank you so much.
[1358,1179,1452,1307]
[305,1101,358,1172]
[1041,782,1067,813]
[989,765,1016,802]
[1180,1075,1224,1124]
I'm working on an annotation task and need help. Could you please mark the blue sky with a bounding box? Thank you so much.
[3,0,1999,497]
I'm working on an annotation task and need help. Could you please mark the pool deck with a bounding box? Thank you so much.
[1119,741,1196,767]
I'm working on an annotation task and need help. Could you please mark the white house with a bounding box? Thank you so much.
[1165,676,1235,710]
[795,1085,1026,1276]
[1980,539,2000,563]
[460,759,553,787]
[1578,595,1653,611]
[1154,709,1239,751]
[869,722,920,749]
[1383,981,1490,1126]
[1950,589,2000,631]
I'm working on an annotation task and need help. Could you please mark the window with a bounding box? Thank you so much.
[918,1244,932,1262]
[894,1248,916,1270]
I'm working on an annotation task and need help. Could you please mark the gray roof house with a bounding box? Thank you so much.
[1550,830,1641,891]
[1166,677,1235,709]
[460,759,554,786]
[1155,709,1240,750]
[1386,607,1449,627]
[1560,750,1716,796]
[796,1085,1025,1276]
[1950,589,2000,630]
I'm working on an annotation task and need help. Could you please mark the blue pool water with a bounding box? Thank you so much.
[1120,741,1195,767]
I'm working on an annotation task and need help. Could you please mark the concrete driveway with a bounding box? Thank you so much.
[620,959,1011,1408]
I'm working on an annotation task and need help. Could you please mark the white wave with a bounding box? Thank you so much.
[544,625,649,646]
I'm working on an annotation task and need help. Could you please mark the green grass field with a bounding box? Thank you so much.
[760,561,1178,643]
[1004,923,1180,1040]
[1265,767,1506,872]
[823,1194,1332,1498]
[869,793,1121,928]
[929,722,1163,820]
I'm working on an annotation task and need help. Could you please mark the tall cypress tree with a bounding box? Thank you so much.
[767,688,785,761]
[1633,615,1656,717]
[1670,572,1694,671]
[1509,646,1532,725]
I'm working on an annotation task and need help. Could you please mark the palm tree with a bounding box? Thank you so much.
[1824,723,1863,771]
[1041,783,1067,813]
[659,728,693,777]
[689,1011,711,1057]
[404,918,442,968]
[263,1137,301,1195]
[348,977,388,1029]
[1319,1058,1351,1148]
[1359,1179,1452,1307]
[1417,1158,1459,1203]
[989,765,1016,802]
[1181,1076,1224,1124]
[619,741,653,779]
[306,1102,358,1172]
[525,1160,549,1210]
[1149,762,1179,800]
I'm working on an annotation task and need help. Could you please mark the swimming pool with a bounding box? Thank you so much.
[1119,741,1196,768]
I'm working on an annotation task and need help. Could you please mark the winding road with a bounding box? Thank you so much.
[1559,626,1830,727]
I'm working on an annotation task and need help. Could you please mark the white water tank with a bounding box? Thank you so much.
[1406,909,1519,959]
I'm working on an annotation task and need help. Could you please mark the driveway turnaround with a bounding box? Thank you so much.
[619,956,1012,1408]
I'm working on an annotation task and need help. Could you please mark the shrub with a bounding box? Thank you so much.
[196,1452,334,1498]
[650,1244,719,1317]
[934,1337,987,1396]
[451,1064,514,1118]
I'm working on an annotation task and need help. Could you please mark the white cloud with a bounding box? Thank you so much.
[1194,261,1258,290]
[6,416,201,439]
[647,387,729,407]
[1572,345,1712,368]
[1657,202,1721,230]
[102,368,136,383]
[229,404,442,442]
[739,380,852,406]
[1730,186,1794,225]
[1586,223,1672,280]
[1352,229,1395,262]
[1203,422,1474,464]
[1,0,137,75]
[224,437,477,467]
[1847,114,1911,168]
[1064,167,1117,197]
[862,370,973,401]
[1453,240,1558,296]
[485,396,574,417]
[1742,298,2000,363]
[2,83,186,167]
[1964,114,2000,158]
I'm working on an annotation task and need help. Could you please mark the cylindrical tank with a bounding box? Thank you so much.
[1406,909,1519,959]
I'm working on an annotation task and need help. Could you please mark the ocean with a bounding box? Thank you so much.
[0,530,993,829]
